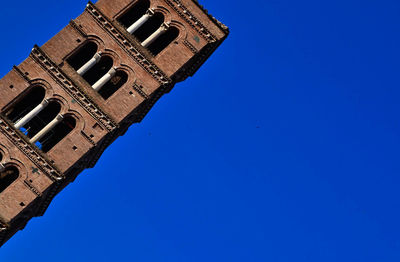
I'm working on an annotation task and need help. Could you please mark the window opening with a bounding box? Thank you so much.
[147,26,179,55]
[67,42,98,72]
[98,70,128,100]
[118,0,150,30]
[81,56,113,86]
[6,86,45,124]
[133,13,164,43]
[0,166,19,193]
[22,101,61,141]
[40,115,76,153]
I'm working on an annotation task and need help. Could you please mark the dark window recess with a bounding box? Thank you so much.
[6,86,45,123]
[67,41,98,70]
[0,166,19,193]
[21,102,61,140]
[82,56,113,86]
[133,13,164,42]
[98,71,128,100]
[118,0,150,28]
[40,116,76,153]
[148,27,179,55]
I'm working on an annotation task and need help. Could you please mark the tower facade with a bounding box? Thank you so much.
[0,0,228,246]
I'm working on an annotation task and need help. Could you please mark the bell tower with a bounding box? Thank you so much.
[0,0,228,246]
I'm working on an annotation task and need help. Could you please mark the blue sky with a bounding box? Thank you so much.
[1,0,400,261]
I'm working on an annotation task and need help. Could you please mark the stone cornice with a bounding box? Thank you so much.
[191,0,230,34]
[30,46,117,132]
[86,2,172,86]
[164,0,218,43]
[0,115,63,181]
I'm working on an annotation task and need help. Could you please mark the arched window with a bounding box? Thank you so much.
[118,0,150,30]
[5,85,77,152]
[67,42,127,99]
[147,26,179,55]
[98,70,128,100]
[21,101,61,141]
[0,166,19,194]
[6,86,45,124]
[133,13,164,43]
[67,41,98,73]
[81,56,113,86]
[118,4,179,56]
[40,115,76,153]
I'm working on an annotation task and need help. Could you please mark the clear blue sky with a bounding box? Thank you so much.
[1,0,400,261]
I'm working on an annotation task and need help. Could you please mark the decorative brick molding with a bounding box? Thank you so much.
[13,65,31,82]
[86,2,172,86]
[24,180,42,197]
[192,0,229,34]
[30,46,118,132]
[69,20,88,38]
[81,131,97,146]
[0,115,63,181]
[164,0,217,43]
[183,40,198,54]
[133,84,150,99]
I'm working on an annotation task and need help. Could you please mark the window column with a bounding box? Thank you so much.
[30,114,64,144]
[92,67,117,91]
[127,9,154,34]
[142,23,169,47]
[14,99,49,129]
[77,52,102,76]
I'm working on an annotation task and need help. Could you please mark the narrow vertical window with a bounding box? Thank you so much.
[0,166,19,194]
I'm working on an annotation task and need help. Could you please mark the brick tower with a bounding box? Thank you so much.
[0,0,228,246]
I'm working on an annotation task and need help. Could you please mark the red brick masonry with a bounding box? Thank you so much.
[0,0,228,246]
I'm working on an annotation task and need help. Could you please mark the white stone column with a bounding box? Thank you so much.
[15,99,49,129]
[30,114,64,144]
[127,9,154,34]
[77,52,102,76]
[142,23,169,48]
[92,67,117,92]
